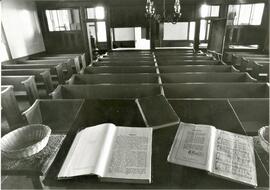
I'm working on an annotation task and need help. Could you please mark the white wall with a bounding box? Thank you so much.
[114,27,135,41]
[2,0,45,59]
[163,22,189,40]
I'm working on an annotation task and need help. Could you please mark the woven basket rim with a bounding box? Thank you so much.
[1,124,51,153]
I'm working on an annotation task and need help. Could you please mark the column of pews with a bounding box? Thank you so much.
[1,53,86,135]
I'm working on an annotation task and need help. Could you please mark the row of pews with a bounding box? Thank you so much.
[1,53,87,134]
[223,51,269,81]
[1,48,269,188]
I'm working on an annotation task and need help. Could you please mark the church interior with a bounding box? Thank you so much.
[1,0,269,189]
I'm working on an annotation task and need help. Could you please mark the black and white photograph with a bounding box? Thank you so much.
[0,0,269,189]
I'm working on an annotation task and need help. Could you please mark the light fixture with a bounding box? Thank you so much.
[145,0,182,24]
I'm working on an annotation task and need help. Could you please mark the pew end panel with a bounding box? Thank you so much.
[22,99,84,134]
[1,85,26,130]
[228,98,269,136]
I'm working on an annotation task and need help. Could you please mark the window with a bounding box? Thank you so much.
[45,9,81,31]
[163,22,195,41]
[1,35,10,62]
[96,21,107,42]
[200,19,211,41]
[86,7,105,20]
[86,6,107,43]
[228,3,265,25]
[201,5,220,18]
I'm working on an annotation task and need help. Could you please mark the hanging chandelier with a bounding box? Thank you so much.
[145,0,182,24]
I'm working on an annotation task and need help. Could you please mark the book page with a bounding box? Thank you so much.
[167,122,216,171]
[103,126,152,182]
[58,123,116,178]
[211,130,257,187]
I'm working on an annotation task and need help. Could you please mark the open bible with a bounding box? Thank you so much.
[168,122,257,187]
[58,123,152,184]
[135,95,180,129]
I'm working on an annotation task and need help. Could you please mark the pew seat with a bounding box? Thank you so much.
[51,84,162,99]
[22,99,84,134]
[2,63,65,84]
[1,76,39,104]
[1,68,54,94]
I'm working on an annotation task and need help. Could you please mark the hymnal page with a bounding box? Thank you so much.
[211,130,257,187]
[58,123,116,178]
[168,122,216,171]
[103,126,153,183]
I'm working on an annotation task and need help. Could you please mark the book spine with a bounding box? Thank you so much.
[135,98,150,127]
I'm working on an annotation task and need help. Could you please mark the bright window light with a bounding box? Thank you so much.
[97,21,107,42]
[250,3,265,25]
[211,6,220,17]
[95,7,105,19]
[201,4,210,18]
[200,20,207,41]
[189,22,195,40]
[238,4,252,25]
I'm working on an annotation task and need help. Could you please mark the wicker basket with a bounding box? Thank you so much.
[1,124,51,159]
[258,126,269,153]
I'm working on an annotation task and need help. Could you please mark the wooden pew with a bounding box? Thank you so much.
[163,83,269,99]
[29,56,81,73]
[239,57,269,72]
[156,56,212,60]
[1,85,26,130]
[2,63,65,84]
[251,61,269,81]
[68,73,159,84]
[48,53,87,69]
[51,84,162,99]
[17,59,73,80]
[2,69,54,95]
[83,66,157,74]
[229,98,269,135]
[100,56,154,61]
[94,60,155,66]
[1,76,39,104]
[157,60,220,66]
[160,73,256,83]
[223,51,264,63]
[232,54,268,68]
[158,65,238,73]
[22,99,84,134]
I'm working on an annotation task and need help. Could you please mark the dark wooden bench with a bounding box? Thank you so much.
[1,85,26,130]
[2,76,39,104]
[2,63,65,84]
[68,73,159,84]
[51,84,162,99]
[2,69,54,95]
[163,83,269,99]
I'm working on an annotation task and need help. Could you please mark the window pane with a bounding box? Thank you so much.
[95,7,105,20]
[211,6,220,17]
[238,4,252,25]
[201,4,210,18]
[87,8,95,19]
[46,10,54,31]
[97,21,107,42]
[45,9,80,31]
[163,22,188,40]
[250,3,264,25]
[200,19,207,41]
[189,22,195,40]
[52,10,60,31]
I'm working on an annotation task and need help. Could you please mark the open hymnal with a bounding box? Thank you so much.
[135,95,180,129]
[58,123,152,184]
[168,122,257,187]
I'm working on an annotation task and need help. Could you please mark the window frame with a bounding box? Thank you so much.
[200,5,220,19]
[44,8,82,33]
[229,3,265,26]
